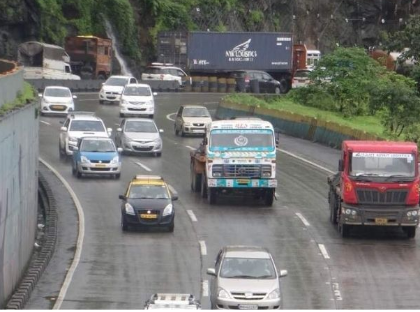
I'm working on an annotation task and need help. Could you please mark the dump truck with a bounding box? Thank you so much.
[18,41,81,80]
[190,118,277,206]
[328,140,419,238]
[157,31,320,92]
[65,36,112,79]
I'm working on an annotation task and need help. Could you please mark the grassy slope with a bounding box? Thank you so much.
[0,82,36,116]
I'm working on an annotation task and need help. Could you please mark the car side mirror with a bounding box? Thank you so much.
[73,95,77,99]
[117,128,122,132]
[338,159,344,172]
[60,126,67,131]
[117,147,123,153]
[159,129,164,133]
[102,82,105,86]
[279,270,288,278]
[153,92,157,96]
[206,268,216,276]
[59,120,64,124]
[107,128,112,135]
[119,195,126,200]
[171,192,179,201]
[38,93,42,97]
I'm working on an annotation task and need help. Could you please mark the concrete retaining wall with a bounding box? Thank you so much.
[0,103,39,307]
[0,60,24,109]
[216,101,381,149]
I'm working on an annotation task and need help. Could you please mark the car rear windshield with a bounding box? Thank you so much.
[294,70,312,78]
[105,77,128,86]
[125,121,157,133]
[45,88,71,97]
[70,120,105,132]
[128,185,169,199]
[80,139,115,152]
[123,86,151,96]
[183,107,210,117]
[220,257,276,279]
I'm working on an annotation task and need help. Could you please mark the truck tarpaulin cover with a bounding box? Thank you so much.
[187,32,293,71]
[18,41,68,66]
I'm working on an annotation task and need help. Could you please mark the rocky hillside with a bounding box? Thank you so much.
[1,0,419,75]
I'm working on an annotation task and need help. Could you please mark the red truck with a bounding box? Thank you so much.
[328,141,419,238]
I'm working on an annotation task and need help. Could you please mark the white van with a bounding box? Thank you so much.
[119,84,157,118]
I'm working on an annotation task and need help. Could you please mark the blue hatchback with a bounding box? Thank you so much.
[72,137,122,179]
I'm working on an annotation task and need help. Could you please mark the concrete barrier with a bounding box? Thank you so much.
[0,60,24,109]
[215,101,381,150]
[0,103,39,307]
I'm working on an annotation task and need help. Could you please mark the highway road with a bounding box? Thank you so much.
[32,92,420,309]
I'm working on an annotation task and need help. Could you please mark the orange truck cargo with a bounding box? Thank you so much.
[328,140,419,238]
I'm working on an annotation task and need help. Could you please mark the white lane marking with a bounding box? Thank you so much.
[202,280,209,297]
[39,158,85,310]
[332,282,343,301]
[135,162,152,172]
[199,240,207,256]
[295,212,310,226]
[185,145,196,150]
[114,123,120,126]
[187,210,198,222]
[277,148,335,174]
[318,244,330,259]
[40,120,50,125]
[166,113,176,121]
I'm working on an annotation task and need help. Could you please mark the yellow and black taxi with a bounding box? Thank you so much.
[119,175,178,232]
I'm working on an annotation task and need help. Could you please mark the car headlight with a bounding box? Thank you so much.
[68,137,78,144]
[184,122,192,126]
[125,203,135,215]
[162,204,173,216]
[153,138,162,144]
[81,156,90,163]
[412,210,418,216]
[266,288,280,300]
[345,209,352,215]
[217,288,230,299]
[110,156,119,164]
[42,99,50,104]
[120,99,129,105]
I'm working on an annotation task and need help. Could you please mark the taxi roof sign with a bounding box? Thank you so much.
[134,175,164,181]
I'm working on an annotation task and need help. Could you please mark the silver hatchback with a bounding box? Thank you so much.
[207,246,287,310]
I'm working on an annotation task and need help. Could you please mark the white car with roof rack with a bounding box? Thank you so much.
[141,63,191,86]
[59,111,112,157]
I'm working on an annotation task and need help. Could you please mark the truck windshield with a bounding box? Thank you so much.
[350,152,416,178]
[105,77,128,86]
[123,86,151,96]
[209,129,274,152]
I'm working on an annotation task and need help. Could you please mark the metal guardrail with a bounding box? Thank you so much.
[0,60,24,109]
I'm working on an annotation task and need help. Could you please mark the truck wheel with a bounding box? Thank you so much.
[403,226,416,239]
[208,188,217,205]
[329,191,338,224]
[279,79,288,94]
[339,224,351,238]
[264,189,274,206]
[191,170,202,192]
[201,175,208,198]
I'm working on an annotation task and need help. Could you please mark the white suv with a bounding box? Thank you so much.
[99,75,138,104]
[141,64,190,86]
[59,112,112,157]
[119,84,157,118]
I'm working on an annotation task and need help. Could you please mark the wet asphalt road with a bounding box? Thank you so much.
[33,92,420,309]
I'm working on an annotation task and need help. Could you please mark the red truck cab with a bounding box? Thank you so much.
[328,140,419,238]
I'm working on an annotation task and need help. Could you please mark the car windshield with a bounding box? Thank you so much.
[144,68,163,74]
[209,129,275,152]
[105,77,128,86]
[123,86,151,96]
[45,88,71,97]
[128,185,170,199]
[80,139,115,152]
[183,107,210,117]
[125,121,157,133]
[220,257,276,279]
[350,152,416,178]
[70,120,106,132]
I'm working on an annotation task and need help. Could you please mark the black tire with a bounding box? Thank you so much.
[264,189,274,206]
[404,226,416,239]
[72,164,76,176]
[59,144,65,160]
[149,115,154,119]
[115,173,121,179]
[279,79,288,94]
[121,214,128,232]
[339,224,351,238]
[208,188,217,205]
[76,164,82,179]
[155,152,162,157]
[175,125,179,136]
[191,170,202,192]
[329,191,338,224]
[201,174,208,198]
[167,220,174,232]
[119,113,124,118]
[181,127,186,137]
[99,100,104,105]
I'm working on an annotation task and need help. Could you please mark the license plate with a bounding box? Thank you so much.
[140,214,157,219]
[375,218,388,225]
[238,305,258,310]
[95,163,106,167]
[237,179,250,184]
[52,105,64,109]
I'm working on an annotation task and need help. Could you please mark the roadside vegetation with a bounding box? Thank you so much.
[0,82,36,117]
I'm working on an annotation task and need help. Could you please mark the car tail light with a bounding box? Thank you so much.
[342,175,357,204]
[406,179,420,205]
[245,75,250,83]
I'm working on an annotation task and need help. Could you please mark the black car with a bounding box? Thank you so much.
[230,70,282,94]
[119,175,178,232]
